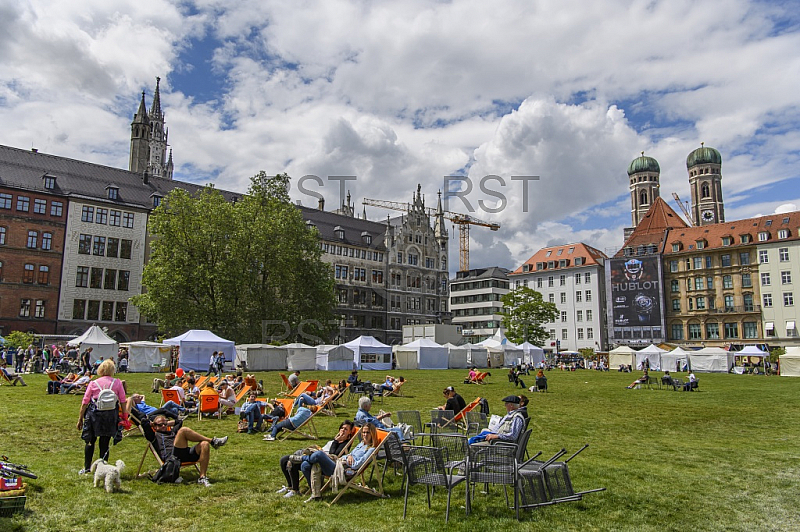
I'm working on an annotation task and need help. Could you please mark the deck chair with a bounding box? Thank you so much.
[286,381,313,399]
[197,388,222,420]
[383,380,406,397]
[327,429,392,505]
[272,398,294,423]
[475,372,489,384]
[160,389,183,408]
[440,398,481,431]
[135,425,200,479]
[151,357,168,372]
[279,374,295,395]
[234,385,252,405]
[278,402,327,440]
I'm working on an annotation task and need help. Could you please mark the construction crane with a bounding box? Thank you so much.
[671,192,694,227]
[362,193,500,272]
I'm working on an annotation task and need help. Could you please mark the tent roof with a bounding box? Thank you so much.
[693,347,729,355]
[344,335,390,348]
[666,347,690,355]
[401,338,444,348]
[68,325,117,346]
[639,344,667,354]
[610,345,636,354]
[120,341,167,348]
[442,342,467,349]
[163,329,234,345]
[736,345,767,355]
[785,347,800,356]
[281,343,315,349]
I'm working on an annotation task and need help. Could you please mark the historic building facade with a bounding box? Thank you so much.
[756,214,800,348]
[129,77,173,180]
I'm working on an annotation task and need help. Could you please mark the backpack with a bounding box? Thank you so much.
[151,455,182,484]
[479,397,490,417]
[95,379,119,411]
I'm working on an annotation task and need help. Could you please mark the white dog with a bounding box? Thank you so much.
[91,459,125,493]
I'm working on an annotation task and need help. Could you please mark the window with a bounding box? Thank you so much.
[759,250,769,263]
[38,265,49,284]
[92,236,105,255]
[561,311,567,323]
[0,261,2,280]
[548,276,554,287]
[19,299,31,317]
[721,254,731,267]
[41,232,52,250]
[672,243,680,252]
[742,273,752,288]
[122,212,134,228]
[724,323,739,339]
[34,300,45,318]
[779,229,789,239]
[671,280,680,293]
[79,234,91,254]
[586,290,592,302]
[548,293,554,303]
[743,322,758,339]
[739,252,750,266]
[576,310,583,322]
[744,294,754,312]
[23,264,35,283]
[575,274,581,284]
[670,260,678,272]
[536,278,543,288]
[587,328,593,339]
[81,206,94,222]
[577,328,584,340]
[696,240,706,249]
[723,275,733,289]
[16,196,30,212]
[688,298,693,310]
[758,232,769,242]
[671,324,684,340]
[102,301,114,321]
[397,252,403,263]
[548,329,555,340]
[706,322,720,339]
[779,248,789,262]
[785,293,794,306]
[109,210,121,226]
[26,230,37,248]
[560,293,566,304]
[104,269,117,290]
[0,193,11,209]
[107,187,119,200]
[72,299,86,320]
[95,208,108,224]
[118,271,130,291]
[696,296,706,310]
[722,236,732,246]
[782,271,792,284]
[120,239,132,259]
[761,273,771,286]
[51,201,63,217]
[106,238,119,258]
[586,310,593,321]
[408,254,418,266]
[576,291,582,302]
[372,270,383,284]
[0,227,5,245]
[90,267,103,289]
[724,295,734,311]
[707,276,714,290]
[672,299,681,311]
[693,257,703,270]
[695,277,704,290]
[763,293,772,307]
[33,199,47,214]
[87,300,100,321]
[76,266,89,287]
[560,275,566,286]
[688,324,702,339]
[561,329,568,340]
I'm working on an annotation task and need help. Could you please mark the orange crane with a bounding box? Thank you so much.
[362,194,500,272]
[671,192,694,227]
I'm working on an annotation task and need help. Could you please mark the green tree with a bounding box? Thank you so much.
[132,173,336,343]
[500,286,559,345]
[4,331,35,349]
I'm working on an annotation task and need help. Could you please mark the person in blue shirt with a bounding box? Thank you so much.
[126,393,187,419]
[300,422,378,501]
[468,395,525,445]
[264,405,316,440]
[354,396,407,440]
[240,391,268,434]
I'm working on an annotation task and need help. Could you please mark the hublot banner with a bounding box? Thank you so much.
[606,255,665,344]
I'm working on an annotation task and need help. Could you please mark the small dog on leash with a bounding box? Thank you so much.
[91,459,125,493]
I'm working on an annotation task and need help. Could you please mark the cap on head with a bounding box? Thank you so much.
[443,386,454,393]
[501,395,521,404]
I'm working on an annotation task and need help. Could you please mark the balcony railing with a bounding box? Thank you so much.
[708,305,761,314]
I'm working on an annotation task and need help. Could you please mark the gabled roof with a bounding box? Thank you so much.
[511,242,607,275]
[615,198,688,257]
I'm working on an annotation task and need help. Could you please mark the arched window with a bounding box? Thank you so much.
[701,183,710,198]
[640,191,648,205]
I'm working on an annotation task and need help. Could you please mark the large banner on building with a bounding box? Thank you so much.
[606,256,665,344]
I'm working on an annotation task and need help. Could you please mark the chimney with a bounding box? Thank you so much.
[31,148,38,153]
[318,197,325,211]
[142,169,149,185]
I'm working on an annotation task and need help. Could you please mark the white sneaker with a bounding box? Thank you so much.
[78,468,88,475]
[283,490,296,498]
[198,476,212,487]
[263,435,275,441]
[276,485,288,494]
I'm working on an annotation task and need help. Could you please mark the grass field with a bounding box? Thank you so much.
[1,368,799,532]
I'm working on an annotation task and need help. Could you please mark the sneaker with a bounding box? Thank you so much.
[210,436,228,449]
[78,468,88,475]
[263,435,275,441]
[276,485,288,494]
[283,490,296,498]
[198,476,212,487]
[304,496,322,503]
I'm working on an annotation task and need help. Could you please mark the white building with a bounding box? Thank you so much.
[757,213,800,348]
[509,243,608,352]
[449,267,510,343]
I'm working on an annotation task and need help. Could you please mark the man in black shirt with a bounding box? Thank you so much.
[439,386,467,415]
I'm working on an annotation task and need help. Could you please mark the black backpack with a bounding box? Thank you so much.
[479,397,490,416]
[151,455,182,484]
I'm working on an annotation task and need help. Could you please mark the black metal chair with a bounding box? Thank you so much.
[466,443,520,520]
[517,445,606,507]
[397,410,433,445]
[429,409,454,433]
[404,445,467,523]
[464,410,488,435]
[430,432,469,473]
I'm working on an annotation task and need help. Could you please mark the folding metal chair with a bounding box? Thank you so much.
[397,410,433,445]
[405,445,467,523]
[466,442,520,520]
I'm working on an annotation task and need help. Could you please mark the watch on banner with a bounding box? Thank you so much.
[634,293,654,323]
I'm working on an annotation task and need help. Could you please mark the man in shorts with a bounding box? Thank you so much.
[141,414,227,486]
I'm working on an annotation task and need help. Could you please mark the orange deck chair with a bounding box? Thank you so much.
[326,428,391,505]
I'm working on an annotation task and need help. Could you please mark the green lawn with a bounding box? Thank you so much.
[1,369,799,532]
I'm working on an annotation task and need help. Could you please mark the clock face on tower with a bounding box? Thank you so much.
[702,210,715,222]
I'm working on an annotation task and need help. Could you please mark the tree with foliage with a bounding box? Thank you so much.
[3,331,35,349]
[132,172,337,344]
[500,286,559,345]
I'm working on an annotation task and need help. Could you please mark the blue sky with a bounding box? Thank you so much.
[1,0,799,272]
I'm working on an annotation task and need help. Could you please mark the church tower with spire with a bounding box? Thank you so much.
[129,77,173,179]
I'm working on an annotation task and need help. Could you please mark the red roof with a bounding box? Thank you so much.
[511,242,607,275]
[615,197,688,257]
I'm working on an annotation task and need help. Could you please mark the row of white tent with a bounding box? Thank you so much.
[610,344,776,374]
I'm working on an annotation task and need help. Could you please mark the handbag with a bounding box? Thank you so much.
[237,419,248,433]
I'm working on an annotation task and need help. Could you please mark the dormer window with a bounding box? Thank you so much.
[672,243,681,252]
[778,229,789,239]
[696,239,706,249]
[306,220,316,230]
[739,234,750,244]
[152,195,163,208]
[721,236,732,246]
[523,264,531,272]
[106,185,119,200]
[361,231,372,245]
[536,262,544,270]
[758,232,769,242]
[43,175,55,190]
[334,226,345,240]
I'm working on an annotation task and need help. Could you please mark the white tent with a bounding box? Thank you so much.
[316,345,355,371]
[478,331,523,367]
[68,325,119,361]
[636,344,666,370]
[609,345,636,369]
[464,344,489,368]
[688,347,734,373]
[395,338,448,370]
[443,343,469,369]
[518,342,545,366]
[120,341,170,372]
[661,347,691,372]
[344,336,392,370]
[234,344,288,371]
[165,330,235,373]
[282,343,317,371]
[780,347,800,376]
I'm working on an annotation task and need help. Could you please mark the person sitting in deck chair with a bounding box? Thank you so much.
[127,393,190,420]
[288,370,301,389]
[240,391,268,434]
[263,405,317,441]
[141,414,227,487]
[1,360,27,386]
[468,395,525,445]
[354,396,407,440]
[438,386,466,415]
[217,381,236,412]
[626,368,649,389]
[61,371,92,394]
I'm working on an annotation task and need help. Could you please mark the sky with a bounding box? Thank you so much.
[2,0,800,273]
